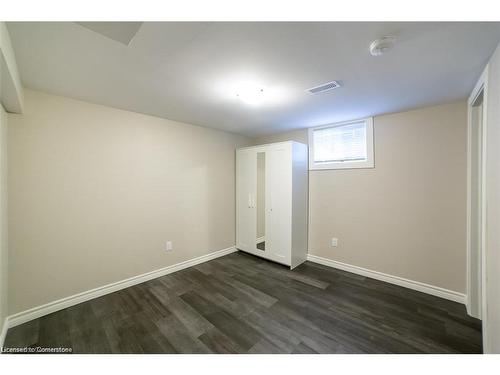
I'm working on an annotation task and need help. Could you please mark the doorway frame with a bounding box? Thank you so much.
[466,66,489,351]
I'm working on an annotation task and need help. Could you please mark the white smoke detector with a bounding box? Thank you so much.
[369,36,396,56]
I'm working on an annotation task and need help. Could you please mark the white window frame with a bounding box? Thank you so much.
[308,117,374,170]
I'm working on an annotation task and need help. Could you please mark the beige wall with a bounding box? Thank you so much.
[0,104,7,336]
[256,129,308,145]
[485,42,500,353]
[8,89,250,314]
[255,101,467,293]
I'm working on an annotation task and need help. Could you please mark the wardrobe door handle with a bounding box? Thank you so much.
[248,194,252,208]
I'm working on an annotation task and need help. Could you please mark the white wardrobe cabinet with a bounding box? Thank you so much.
[236,141,308,269]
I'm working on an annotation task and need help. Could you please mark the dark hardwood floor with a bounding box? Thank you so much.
[4,251,482,354]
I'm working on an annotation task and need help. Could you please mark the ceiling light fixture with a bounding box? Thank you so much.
[369,36,396,56]
[214,75,289,107]
[236,83,265,106]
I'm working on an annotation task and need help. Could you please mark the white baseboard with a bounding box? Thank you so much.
[7,246,237,329]
[256,236,265,244]
[0,317,8,347]
[307,254,466,304]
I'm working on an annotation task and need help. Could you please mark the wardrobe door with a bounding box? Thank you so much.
[236,149,257,253]
[265,144,292,265]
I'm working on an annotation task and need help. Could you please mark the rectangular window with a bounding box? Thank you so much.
[308,118,374,170]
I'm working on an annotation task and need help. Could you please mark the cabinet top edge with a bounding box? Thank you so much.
[237,140,306,151]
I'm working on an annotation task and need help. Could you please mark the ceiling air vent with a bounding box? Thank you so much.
[307,80,341,95]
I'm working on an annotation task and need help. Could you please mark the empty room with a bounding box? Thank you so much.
[2,1,500,372]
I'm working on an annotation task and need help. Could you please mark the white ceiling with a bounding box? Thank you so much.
[7,22,500,137]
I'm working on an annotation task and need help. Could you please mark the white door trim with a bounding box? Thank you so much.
[0,317,8,347]
[466,65,489,352]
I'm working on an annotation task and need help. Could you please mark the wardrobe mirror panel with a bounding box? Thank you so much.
[256,152,266,251]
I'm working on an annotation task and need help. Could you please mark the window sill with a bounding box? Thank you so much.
[309,160,375,170]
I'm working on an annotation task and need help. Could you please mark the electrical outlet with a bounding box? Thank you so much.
[331,238,338,247]
[166,241,173,251]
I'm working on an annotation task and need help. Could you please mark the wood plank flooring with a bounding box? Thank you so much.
[4,251,482,353]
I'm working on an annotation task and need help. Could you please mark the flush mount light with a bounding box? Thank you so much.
[369,36,396,56]
[236,84,265,106]
[214,75,289,107]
